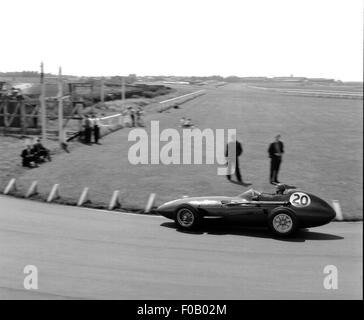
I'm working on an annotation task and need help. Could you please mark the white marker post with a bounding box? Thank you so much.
[332,200,344,221]
[77,187,89,206]
[47,184,60,202]
[145,193,156,213]
[109,190,121,210]
[3,178,17,195]
[25,181,38,198]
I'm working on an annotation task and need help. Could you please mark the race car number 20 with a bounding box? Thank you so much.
[289,192,311,207]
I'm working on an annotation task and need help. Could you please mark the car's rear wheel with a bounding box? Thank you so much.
[175,205,202,230]
[268,208,298,236]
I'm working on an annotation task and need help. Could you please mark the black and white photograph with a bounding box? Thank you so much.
[0,0,362,304]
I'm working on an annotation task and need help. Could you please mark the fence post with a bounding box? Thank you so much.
[121,77,125,102]
[100,78,105,103]
[40,61,47,141]
[58,67,64,144]
[20,101,26,135]
[4,100,8,135]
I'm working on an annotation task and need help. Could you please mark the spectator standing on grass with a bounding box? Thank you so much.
[136,108,144,127]
[83,115,92,144]
[130,107,136,127]
[123,109,131,127]
[128,106,135,127]
[225,134,243,183]
[268,134,284,184]
[92,114,101,144]
[89,114,95,142]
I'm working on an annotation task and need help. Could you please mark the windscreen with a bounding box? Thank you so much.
[238,188,261,198]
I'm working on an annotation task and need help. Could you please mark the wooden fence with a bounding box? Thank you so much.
[0,98,41,134]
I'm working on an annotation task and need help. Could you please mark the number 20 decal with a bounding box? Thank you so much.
[289,192,311,207]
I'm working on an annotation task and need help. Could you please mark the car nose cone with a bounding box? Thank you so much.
[327,205,337,221]
[319,200,337,222]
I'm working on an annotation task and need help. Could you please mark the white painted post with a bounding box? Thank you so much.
[145,193,156,213]
[77,187,89,206]
[62,128,67,145]
[3,178,17,195]
[58,67,63,144]
[25,181,38,198]
[332,200,344,221]
[108,190,120,210]
[47,184,60,202]
[100,78,105,103]
[40,61,47,141]
[121,77,125,103]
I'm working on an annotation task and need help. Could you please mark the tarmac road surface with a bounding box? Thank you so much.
[0,195,362,299]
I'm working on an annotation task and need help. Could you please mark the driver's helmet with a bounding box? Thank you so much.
[276,183,286,195]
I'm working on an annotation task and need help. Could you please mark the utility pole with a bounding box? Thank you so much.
[121,76,125,103]
[40,61,46,141]
[58,66,63,144]
[100,78,105,102]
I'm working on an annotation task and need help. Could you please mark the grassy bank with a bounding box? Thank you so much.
[1,83,362,220]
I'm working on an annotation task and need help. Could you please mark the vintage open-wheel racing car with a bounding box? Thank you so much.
[157,184,336,236]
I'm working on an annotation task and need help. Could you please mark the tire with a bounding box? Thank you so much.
[174,205,202,230]
[268,208,298,237]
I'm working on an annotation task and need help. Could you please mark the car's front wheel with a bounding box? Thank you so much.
[268,208,298,236]
[175,205,202,230]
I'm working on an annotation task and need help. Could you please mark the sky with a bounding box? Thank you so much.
[0,0,363,81]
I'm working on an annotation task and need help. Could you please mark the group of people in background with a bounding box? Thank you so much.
[2,87,24,100]
[66,113,101,145]
[225,134,284,185]
[82,114,100,144]
[124,106,144,127]
[66,105,145,145]
[20,138,51,168]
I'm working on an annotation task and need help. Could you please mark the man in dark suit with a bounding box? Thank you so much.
[83,115,92,144]
[225,134,243,183]
[90,114,100,144]
[268,134,284,184]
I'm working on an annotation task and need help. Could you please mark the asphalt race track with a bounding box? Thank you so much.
[0,195,362,299]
